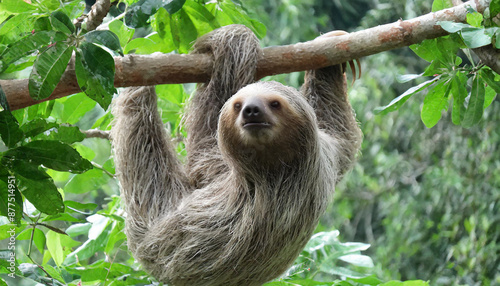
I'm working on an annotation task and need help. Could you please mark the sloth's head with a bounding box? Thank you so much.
[218,81,317,167]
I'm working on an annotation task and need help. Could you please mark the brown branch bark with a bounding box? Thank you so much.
[1,1,490,110]
[74,0,112,33]
[86,0,112,31]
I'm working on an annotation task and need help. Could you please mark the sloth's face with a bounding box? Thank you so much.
[220,83,303,146]
[218,82,317,165]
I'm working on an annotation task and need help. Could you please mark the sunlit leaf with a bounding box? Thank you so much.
[64,169,109,194]
[170,8,198,53]
[374,78,438,115]
[432,0,453,12]
[0,0,37,13]
[421,80,449,128]
[109,19,135,47]
[46,231,65,266]
[0,14,36,45]
[466,12,483,27]
[338,254,374,268]
[53,92,96,124]
[0,31,62,72]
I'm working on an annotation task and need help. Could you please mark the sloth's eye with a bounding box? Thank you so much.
[234,103,242,110]
[270,101,280,109]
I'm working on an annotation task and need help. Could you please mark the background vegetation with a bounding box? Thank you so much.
[0,0,499,285]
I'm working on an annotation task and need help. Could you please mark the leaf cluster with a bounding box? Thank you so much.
[375,0,500,128]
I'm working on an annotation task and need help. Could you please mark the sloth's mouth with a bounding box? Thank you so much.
[242,122,271,129]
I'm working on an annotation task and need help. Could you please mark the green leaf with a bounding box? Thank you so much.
[338,254,374,268]
[432,0,453,12]
[42,213,81,222]
[64,200,98,214]
[164,0,186,14]
[29,42,74,100]
[462,75,485,128]
[484,85,496,109]
[3,140,93,173]
[491,0,500,17]
[64,215,111,265]
[397,73,424,83]
[480,68,500,93]
[0,179,23,224]
[64,169,109,194]
[381,280,429,286]
[0,88,24,148]
[53,92,96,124]
[41,264,65,283]
[125,0,162,28]
[451,72,467,125]
[421,80,449,128]
[46,231,66,267]
[348,275,383,285]
[109,19,135,47]
[75,42,116,110]
[460,28,492,48]
[61,0,86,20]
[17,228,45,254]
[17,174,64,215]
[0,31,60,72]
[20,118,58,138]
[33,125,86,144]
[0,0,37,13]
[411,37,460,64]
[213,2,266,39]
[374,78,439,115]
[50,11,75,35]
[123,37,159,54]
[84,30,123,56]
[183,0,219,34]
[410,39,440,62]
[152,7,176,52]
[91,111,112,130]
[66,223,92,237]
[0,14,36,45]
[466,12,483,27]
[3,158,52,180]
[438,21,472,33]
[34,17,52,32]
[170,8,198,53]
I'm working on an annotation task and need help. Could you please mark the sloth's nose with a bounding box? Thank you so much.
[242,100,265,121]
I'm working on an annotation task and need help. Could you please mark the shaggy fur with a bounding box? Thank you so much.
[111,24,362,286]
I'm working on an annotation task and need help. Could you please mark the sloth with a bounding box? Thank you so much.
[111,25,362,286]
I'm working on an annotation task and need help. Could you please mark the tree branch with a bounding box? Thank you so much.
[452,0,500,74]
[1,1,490,110]
[75,0,112,33]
